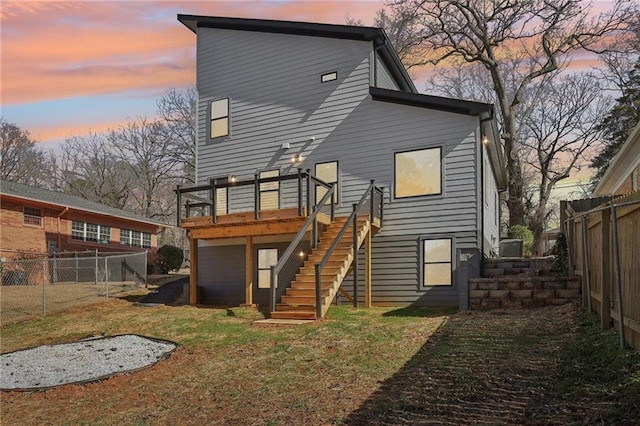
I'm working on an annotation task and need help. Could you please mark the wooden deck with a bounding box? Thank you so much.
[181,208,332,239]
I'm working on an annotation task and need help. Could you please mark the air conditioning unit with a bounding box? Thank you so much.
[500,239,523,258]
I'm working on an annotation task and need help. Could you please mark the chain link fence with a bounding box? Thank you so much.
[0,251,147,326]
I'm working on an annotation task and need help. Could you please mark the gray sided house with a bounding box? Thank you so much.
[176,15,506,319]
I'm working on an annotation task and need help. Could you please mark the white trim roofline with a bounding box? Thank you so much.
[593,120,640,196]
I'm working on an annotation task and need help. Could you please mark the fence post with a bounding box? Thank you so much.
[581,216,592,312]
[611,204,625,349]
[600,207,611,330]
[297,168,303,216]
[75,252,79,283]
[42,259,47,316]
[105,256,109,301]
[95,249,98,285]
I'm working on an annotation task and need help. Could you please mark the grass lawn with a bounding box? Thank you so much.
[1,297,638,425]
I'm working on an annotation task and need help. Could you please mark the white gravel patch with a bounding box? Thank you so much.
[1,334,177,390]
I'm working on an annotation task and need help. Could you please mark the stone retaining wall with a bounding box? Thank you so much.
[469,276,581,310]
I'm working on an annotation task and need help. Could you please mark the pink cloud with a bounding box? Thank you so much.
[1,1,384,106]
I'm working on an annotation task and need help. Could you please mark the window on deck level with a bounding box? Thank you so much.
[259,169,280,211]
[315,161,339,204]
[394,147,442,198]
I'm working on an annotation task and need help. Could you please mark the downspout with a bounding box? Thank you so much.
[57,207,69,252]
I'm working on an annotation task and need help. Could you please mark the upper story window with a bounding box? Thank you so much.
[321,71,337,83]
[394,147,442,198]
[72,220,110,244]
[23,207,42,226]
[210,98,229,139]
[315,161,339,204]
[120,229,152,249]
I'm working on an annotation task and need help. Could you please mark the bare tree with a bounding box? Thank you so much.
[381,0,636,226]
[0,119,51,186]
[59,133,131,209]
[520,72,611,251]
[110,118,183,221]
[156,87,197,183]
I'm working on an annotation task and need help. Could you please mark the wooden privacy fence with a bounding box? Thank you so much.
[561,191,640,351]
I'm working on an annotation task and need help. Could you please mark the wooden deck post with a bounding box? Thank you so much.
[245,236,253,305]
[189,236,198,305]
[600,208,611,330]
[364,225,372,308]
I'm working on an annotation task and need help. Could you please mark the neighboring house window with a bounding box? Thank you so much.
[321,71,338,83]
[394,147,442,198]
[257,248,278,289]
[315,161,339,204]
[23,207,42,226]
[420,237,453,286]
[72,221,111,244]
[259,169,280,211]
[210,98,229,139]
[120,229,152,248]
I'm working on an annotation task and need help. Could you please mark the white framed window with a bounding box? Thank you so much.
[210,98,229,139]
[120,229,151,248]
[420,237,453,287]
[259,169,280,211]
[23,207,42,226]
[257,248,278,289]
[315,161,339,204]
[394,147,442,198]
[72,220,110,244]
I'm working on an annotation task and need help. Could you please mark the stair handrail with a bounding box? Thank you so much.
[269,184,335,313]
[314,181,384,318]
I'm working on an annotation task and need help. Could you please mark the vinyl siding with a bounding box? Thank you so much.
[375,54,400,90]
[194,27,483,307]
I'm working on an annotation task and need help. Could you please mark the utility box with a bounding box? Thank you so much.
[500,239,523,258]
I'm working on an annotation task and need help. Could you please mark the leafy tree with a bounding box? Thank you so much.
[591,60,640,183]
[156,244,183,274]
[370,0,636,226]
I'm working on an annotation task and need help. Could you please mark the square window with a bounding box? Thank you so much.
[120,229,131,245]
[142,233,151,249]
[395,147,442,198]
[210,98,229,139]
[421,238,452,286]
[23,207,42,226]
[72,221,84,240]
[315,161,338,204]
[257,248,278,289]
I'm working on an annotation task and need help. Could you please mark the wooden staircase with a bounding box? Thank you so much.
[270,215,372,320]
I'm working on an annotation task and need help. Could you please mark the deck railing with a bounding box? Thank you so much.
[174,168,333,226]
[268,185,335,313]
[314,181,383,318]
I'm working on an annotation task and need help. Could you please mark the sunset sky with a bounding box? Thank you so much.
[1,0,613,158]
[1,0,385,147]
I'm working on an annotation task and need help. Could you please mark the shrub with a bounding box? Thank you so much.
[156,245,183,274]
[551,233,570,275]
[507,225,534,256]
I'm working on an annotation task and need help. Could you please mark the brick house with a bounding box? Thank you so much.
[0,180,167,261]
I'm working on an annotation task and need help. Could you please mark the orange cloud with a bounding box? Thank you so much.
[1,1,385,106]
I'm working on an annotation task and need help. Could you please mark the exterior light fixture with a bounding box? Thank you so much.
[229,174,237,183]
[299,251,305,257]
[482,136,489,145]
[292,153,303,164]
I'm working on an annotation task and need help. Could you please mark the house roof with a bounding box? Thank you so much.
[0,180,166,227]
[370,87,506,190]
[593,120,640,196]
[177,14,417,93]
